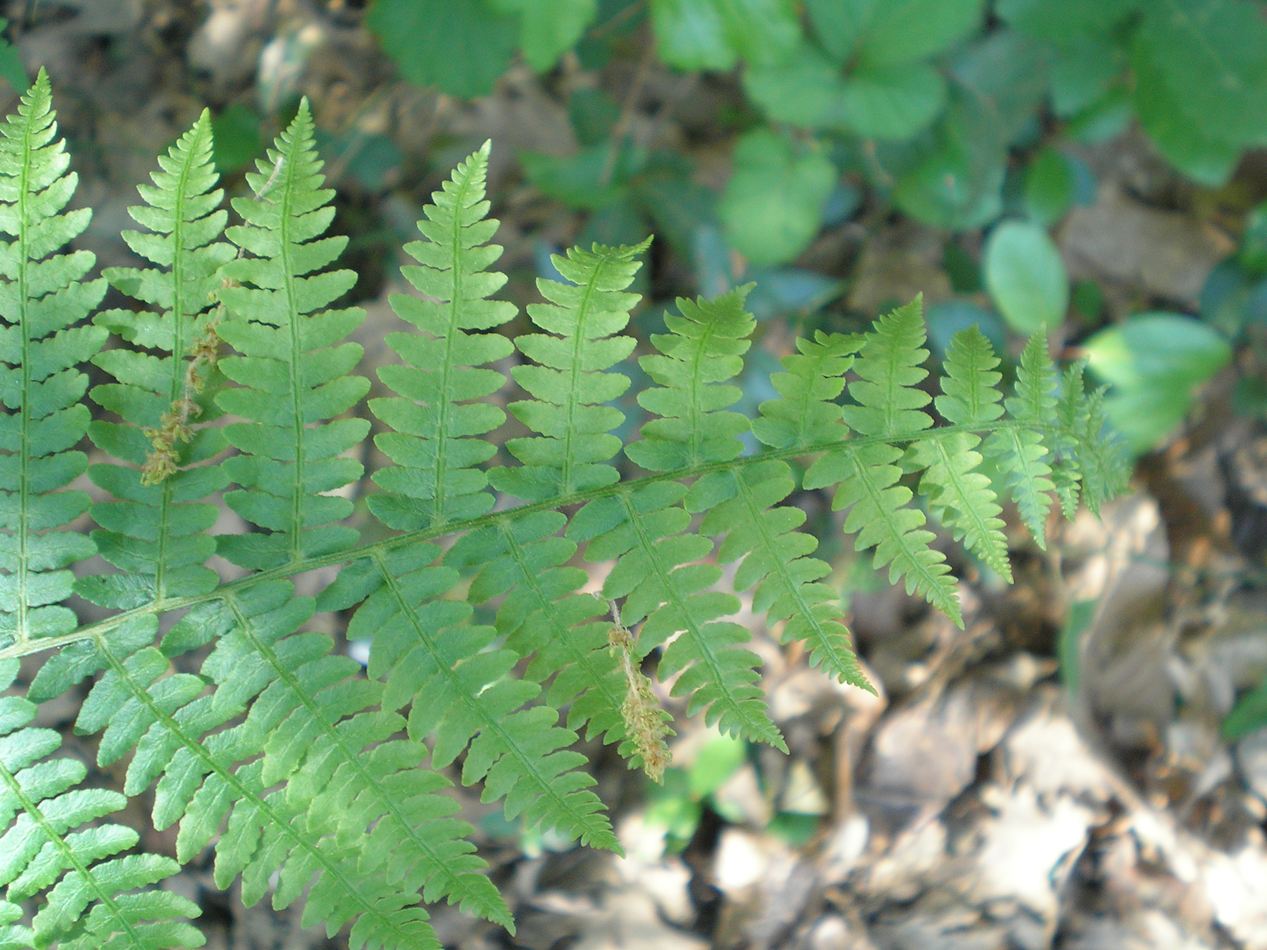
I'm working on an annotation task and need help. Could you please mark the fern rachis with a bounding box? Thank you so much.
[0,71,1127,949]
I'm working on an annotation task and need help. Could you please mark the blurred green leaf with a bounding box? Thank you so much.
[1057,599,1096,696]
[1023,148,1077,225]
[720,130,836,266]
[1084,313,1232,451]
[211,103,264,174]
[841,61,946,140]
[744,41,848,127]
[644,769,703,852]
[491,0,599,71]
[368,0,518,97]
[984,220,1068,334]
[808,0,984,66]
[1071,279,1104,320]
[0,19,25,91]
[890,95,1004,229]
[1049,39,1124,117]
[1238,201,1267,276]
[569,88,621,146]
[651,0,799,70]
[768,812,821,846]
[687,733,747,799]
[520,141,646,209]
[942,240,982,293]
[1224,676,1267,740]
[997,0,1140,44]
[1200,260,1267,336]
[950,29,1049,144]
[1131,0,1267,184]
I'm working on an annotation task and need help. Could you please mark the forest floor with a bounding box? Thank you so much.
[8,1,1267,947]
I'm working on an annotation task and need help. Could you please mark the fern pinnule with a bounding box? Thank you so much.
[491,238,649,501]
[0,659,202,949]
[369,141,515,532]
[912,325,1011,580]
[576,288,786,750]
[806,298,962,625]
[215,101,369,569]
[0,69,106,649]
[86,110,233,609]
[349,545,619,850]
[986,331,1058,548]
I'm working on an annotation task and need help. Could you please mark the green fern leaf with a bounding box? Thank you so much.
[0,70,106,649]
[986,331,1057,548]
[806,298,961,624]
[215,102,369,568]
[86,110,233,608]
[447,514,627,745]
[349,547,618,851]
[911,326,1011,580]
[576,289,786,749]
[490,239,649,501]
[751,330,860,450]
[30,586,498,946]
[0,81,1135,948]
[369,141,516,531]
[0,659,202,948]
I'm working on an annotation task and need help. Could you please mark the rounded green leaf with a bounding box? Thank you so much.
[1083,313,1232,452]
[1083,313,1231,389]
[809,0,984,66]
[367,0,518,98]
[984,220,1069,334]
[720,130,836,266]
[1023,148,1077,225]
[840,61,946,140]
[743,42,848,127]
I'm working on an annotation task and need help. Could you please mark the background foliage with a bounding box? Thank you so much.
[2,0,1267,946]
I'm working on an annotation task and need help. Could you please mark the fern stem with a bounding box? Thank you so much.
[13,83,34,645]
[0,419,1055,661]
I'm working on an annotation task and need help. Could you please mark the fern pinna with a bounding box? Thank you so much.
[0,73,1128,948]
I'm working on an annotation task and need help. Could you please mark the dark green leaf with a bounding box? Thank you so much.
[368,0,518,97]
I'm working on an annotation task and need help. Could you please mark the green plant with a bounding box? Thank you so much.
[0,72,1127,948]
[364,1,1267,267]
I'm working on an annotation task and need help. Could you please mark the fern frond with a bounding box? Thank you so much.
[912,326,1011,580]
[491,239,649,501]
[0,70,106,649]
[806,298,961,624]
[751,330,860,450]
[575,289,786,749]
[215,102,369,568]
[85,111,233,608]
[28,585,500,946]
[447,514,628,745]
[349,547,618,850]
[467,240,654,750]
[0,658,202,949]
[985,331,1057,548]
[369,141,516,531]
[737,330,872,684]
